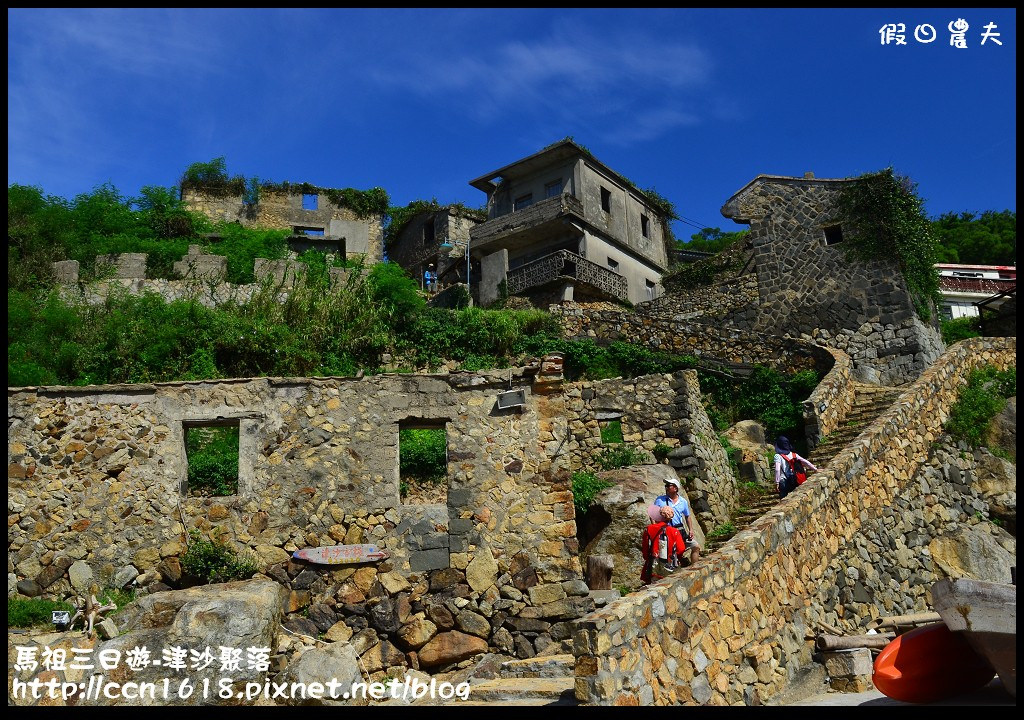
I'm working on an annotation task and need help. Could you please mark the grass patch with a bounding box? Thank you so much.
[572,471,613,515]
[180,530,259,584]
[946,367,1015,448]
[595,444,648,471]
[9,597,75,628]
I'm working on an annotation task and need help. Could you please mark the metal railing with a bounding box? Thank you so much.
[506,250,627,300]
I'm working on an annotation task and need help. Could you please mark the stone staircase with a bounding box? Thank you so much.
[704,382,903,553]
[806,383,903,469]
[460,653,577,706]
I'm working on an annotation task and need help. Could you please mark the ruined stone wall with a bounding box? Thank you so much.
[8,369,601,667]
[721,177,944,386]
[181,187,383,262]
[557,372,737,531]
[638,274,759,326]
[54,253,356,309]
[572,336,1015,705]
[802,346,856,450]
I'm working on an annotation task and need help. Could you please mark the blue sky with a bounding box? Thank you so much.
[7,8,1016,241]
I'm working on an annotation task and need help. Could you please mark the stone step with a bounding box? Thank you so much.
[499,653,575,679]
[467,677,576,703]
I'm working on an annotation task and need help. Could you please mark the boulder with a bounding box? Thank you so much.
[983,397,1016,462]
[928,525,1015,584]
[397,616,437,649]
[416,630,488,668]
[721,420,774,485]
[465,546,499,593]
[79,579,286,705]
[577,464,704,590]
[277,641,363,706]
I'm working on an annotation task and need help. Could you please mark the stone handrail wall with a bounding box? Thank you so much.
[470,193,585,247]
[801,346,856,450]
[638,273,759,326]
[572,336,1015,705]
[507,250,628,301]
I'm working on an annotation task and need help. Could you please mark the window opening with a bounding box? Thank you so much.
[600,187,611,213]
[185,422,239,497]
[823,225,844,245]
[545,180,562,198]
[641,214,650,238]
[646,279,657,300]
[607,257,619,271]
[600,419,624,444]
[514,194,534,211]
[302,193,318,211]
[423,220,435,245]
[399,424,448,505]
[294,226,325,237]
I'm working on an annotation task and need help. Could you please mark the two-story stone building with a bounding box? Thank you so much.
[385,204,485,293]
[467,140,671,306]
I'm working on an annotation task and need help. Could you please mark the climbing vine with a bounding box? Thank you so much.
[836,168,941,321]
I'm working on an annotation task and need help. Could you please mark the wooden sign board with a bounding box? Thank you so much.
[292,544,389,565]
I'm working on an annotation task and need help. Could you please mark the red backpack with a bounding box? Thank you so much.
[783,453,807,486]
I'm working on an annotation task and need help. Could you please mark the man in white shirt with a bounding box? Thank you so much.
[653,478,701,563]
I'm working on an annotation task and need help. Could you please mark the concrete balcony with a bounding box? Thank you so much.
[470,194,585,253]
[506,250,627,302]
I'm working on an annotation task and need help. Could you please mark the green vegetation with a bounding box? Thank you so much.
[941,316,982,345]
[932,210,1015,266]
[653,443,672,463]
[186,425,239,496]
[399,428,447,484]
[837,168,941,321]
[8,597,75,628]
[383,199,486,248]
[946,367,1015,448]
[698,367,818,449]
[706,522,736,540]
[180,530,259,584]
[571,471,613,515]
[677,227,749,256]
[600,420,624,444]
[595,444,648,471]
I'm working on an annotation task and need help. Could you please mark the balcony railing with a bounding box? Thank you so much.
[506,250,627,301]
[470,193,585,247]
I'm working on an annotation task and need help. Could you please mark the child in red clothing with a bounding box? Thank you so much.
[640,505,689,584]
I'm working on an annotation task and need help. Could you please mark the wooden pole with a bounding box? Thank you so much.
[816,633,895,651]
[865,612,942,631]
[586,555,614,590]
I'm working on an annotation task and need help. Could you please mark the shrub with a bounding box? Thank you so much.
[600,420,624,444]
[571,471,613,515]
[399,428,447,483]
[653,443,672,462]
[8,597,75,628]
[941,316,982,345]
[595,444,648,471]
[186,425,239,496]
[180,531,259,584]
[946,367,1015,448]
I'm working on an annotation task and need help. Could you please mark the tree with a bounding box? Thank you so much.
[679,227,748,254]
[932,210,1015,266]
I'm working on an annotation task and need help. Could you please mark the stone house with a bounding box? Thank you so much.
[719,172,945,385]
[467,139,671,306]
[182,183,384,263]
[386,205,484,293]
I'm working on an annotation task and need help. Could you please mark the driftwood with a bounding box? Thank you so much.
[816,633,895,651]
[586,555,614,590]
[865,612,942,631]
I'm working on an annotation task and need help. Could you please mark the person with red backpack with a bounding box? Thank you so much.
[640,505,689,584]
[773,435,818,499]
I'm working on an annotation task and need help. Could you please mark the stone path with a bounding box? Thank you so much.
[807,383,903,469]
[460,653,577,706]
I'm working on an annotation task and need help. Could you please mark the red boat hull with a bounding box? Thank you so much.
[873,622,996,703]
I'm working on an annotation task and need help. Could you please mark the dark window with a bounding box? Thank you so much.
[302,193,318,210]
[185,423,239,497]
[641,214,650,238]
[600,187,611,213]
[545,180,562,198]
[823,225,844,245]
[423,220,435,245]
[514,194,533,211]
[646,279,656,300]
[607,257,619,271]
